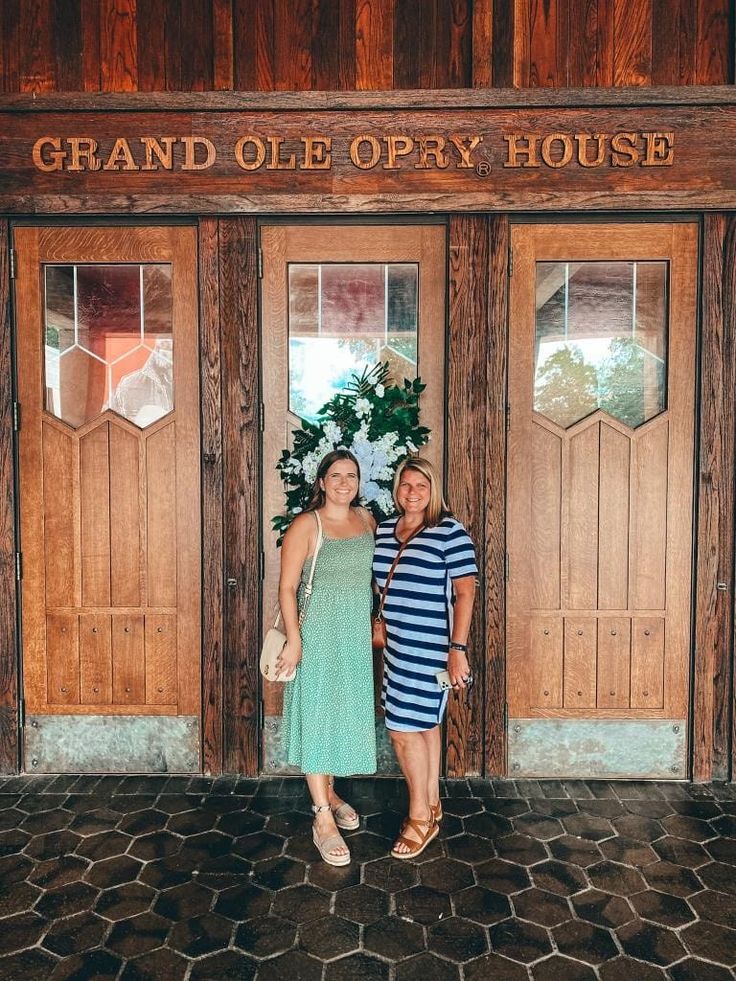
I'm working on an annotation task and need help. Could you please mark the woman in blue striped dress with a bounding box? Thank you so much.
[373,457,477,858]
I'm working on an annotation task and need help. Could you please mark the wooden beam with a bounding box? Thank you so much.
[485,214,508,777]
[0,220,19,774]
[199,218,224,775]
[693,213,736,781]
[446,214,488,777]
[220,217,259,775]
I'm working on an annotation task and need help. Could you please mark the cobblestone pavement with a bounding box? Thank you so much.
[0,775,735,980]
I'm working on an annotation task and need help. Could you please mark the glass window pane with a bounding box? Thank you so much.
[288,262,419,421]
[534,261,667,429]
[43,263,174,429]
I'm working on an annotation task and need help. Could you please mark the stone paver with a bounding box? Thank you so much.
[0,774,734,978]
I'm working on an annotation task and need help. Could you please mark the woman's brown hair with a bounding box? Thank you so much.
[392,456,451,527]
[305,449,362,511]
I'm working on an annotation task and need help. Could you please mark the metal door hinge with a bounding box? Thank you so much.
[259,550,265,581]
[15,552,22,582]
[9,249,16,280]
[508,247,513,276]
[257,247,263,279]
[12,401,20,432]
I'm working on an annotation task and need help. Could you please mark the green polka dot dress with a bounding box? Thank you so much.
[282,524,378,776]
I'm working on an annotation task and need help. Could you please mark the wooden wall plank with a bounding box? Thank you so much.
[522,0,562,87]
[136,0,167,91]
[530,617,563,707]
[312,0,340,89]
[0,220,18,772]
[100,0,137,92]
[42,424,75,608]
[180,0,214,91]
[109,424,140,607]
[163,0,182,91]
[631,423,668,610]
[485,214,508,776]
[234,0,274,90]
[696,0,731,84]
[448,0,472,87]
[393,0,421,88]
[613,0,652,85]
[356,0,393,89]
[80,424,111,607]
[693,214,735,782]
[220,217,259,775]
[491,0,514,86]
[0,0,21,93]
[20,0,57,92]
[199,218,224,775]
[446,214,488,777]
[213,0,234,90]
[146,424,176,608]
[471,0,492,86]
[80,0,101,90]
[531,425,561,609]
[567,0,614,86]
[274,0,312,90]
[54,0,83,91]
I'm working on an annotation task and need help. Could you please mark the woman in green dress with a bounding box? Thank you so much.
[277,449,377,866]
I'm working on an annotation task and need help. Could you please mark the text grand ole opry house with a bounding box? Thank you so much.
[1,0,735,786]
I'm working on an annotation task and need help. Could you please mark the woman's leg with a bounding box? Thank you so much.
[390,730,432,853]
[420,725,442,810]
[306,773,348,858]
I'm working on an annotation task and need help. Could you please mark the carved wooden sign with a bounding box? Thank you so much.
[0,104,733,212]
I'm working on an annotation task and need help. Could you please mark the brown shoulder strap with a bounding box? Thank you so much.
[376,522,424,619]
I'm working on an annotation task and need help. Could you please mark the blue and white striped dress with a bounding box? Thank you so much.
[373,515,478,732]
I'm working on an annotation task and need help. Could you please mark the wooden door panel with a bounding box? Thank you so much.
[598,424,630,609]
[15,227,200,768]
[507,223,696,777]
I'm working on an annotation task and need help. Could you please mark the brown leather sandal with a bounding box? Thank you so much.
[391,817,439,860]
[401,802,442,834]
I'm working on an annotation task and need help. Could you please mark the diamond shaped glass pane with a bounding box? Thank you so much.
[43,263,174,428]
[287,263,418,422]
[534,261,667,429]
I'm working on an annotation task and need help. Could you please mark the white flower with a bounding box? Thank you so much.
[375,384,385,398]
[355,397,371,418]
[362,480,381,502]
[323,421,343,444]
[292,506,302,514]
[406,439,417,452]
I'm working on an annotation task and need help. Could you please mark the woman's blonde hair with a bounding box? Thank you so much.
[392,456,451,527]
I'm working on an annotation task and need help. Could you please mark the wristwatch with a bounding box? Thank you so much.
[449,641,467,652]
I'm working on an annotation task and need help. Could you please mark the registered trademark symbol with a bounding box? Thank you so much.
[475,160,491,177]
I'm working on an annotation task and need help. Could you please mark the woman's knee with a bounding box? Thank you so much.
[389,729,420,751]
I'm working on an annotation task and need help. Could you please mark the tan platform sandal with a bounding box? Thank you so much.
[328,779,360,831]
[391,816,439,860]
[312,804,351,867]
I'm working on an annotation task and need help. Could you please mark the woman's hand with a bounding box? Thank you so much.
[276,637,302,680]
[447,648,471,689]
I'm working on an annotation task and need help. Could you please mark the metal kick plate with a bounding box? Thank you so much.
[25,715,200,773]
[507,718,687,779]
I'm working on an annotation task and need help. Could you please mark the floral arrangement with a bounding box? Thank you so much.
[273,362,429,541]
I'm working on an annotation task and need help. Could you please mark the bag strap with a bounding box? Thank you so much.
[271,511,324,630]
[298,511,323,627]
[375,521,424,621]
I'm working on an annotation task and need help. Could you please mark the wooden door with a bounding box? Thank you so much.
[15,226,201,773]
[261,224,446,772]
[507,223,697,779]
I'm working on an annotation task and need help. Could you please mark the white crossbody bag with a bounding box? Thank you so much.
[259,511,323,682]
